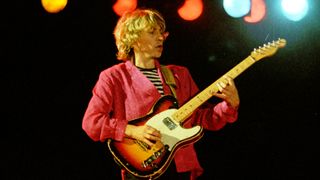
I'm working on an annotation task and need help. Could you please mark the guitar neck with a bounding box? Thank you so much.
[172,55,257,123]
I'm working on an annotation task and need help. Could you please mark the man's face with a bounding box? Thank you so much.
[133,25,168,59]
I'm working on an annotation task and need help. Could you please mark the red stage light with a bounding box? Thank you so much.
[244,0,266,23]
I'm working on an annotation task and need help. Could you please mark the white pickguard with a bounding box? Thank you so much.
[145,109,201,151]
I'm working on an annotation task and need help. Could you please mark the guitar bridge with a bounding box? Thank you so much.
[141,146,167,169]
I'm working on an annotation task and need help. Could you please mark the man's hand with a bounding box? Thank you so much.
[214,76,240,109]
[125,124,161,147]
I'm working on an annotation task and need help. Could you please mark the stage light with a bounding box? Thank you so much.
[281,0,309,21]
[113,0,137,16]
[41,0,68,13]
[244,0,266,23]
[178,0,203,21]
[223,0,251,18]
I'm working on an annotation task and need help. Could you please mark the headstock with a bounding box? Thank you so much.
[251,38,287,61]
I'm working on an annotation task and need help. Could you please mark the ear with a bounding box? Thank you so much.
[132,40,145,52]
[131,41,139,50]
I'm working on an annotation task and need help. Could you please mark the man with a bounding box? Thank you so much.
[82,8,240,180]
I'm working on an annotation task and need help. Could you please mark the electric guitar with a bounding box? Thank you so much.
[107,38,287,179]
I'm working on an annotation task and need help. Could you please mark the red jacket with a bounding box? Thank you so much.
[82,60,238,179]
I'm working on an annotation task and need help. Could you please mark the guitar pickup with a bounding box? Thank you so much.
[163,117,177,130]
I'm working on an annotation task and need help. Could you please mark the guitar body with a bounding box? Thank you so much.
[107,95,204,179]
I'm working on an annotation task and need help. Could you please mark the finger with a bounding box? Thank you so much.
[143,129,161,141]
[221,76,231,85]
[146,126,161,137]
[220,82,227,88]
[152,130,161,137]
[228,77,234,86]
[221,86,233,95]
[224,76,235,87]
[142,138,154,148]
[213,92,226,99]
[143,134,161,148]
[216,82,223,92]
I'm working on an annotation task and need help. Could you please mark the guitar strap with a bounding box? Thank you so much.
[160,65,177,98]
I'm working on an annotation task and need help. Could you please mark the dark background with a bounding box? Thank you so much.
[3,0,319,179]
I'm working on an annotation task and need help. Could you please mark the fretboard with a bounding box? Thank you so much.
[172,55,257,123]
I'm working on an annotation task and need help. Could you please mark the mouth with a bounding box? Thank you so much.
[156,45,163,49]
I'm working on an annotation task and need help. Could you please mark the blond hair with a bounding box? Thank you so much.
[113,8,166,61]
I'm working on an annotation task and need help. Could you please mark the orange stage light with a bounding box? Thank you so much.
[41,0,68,13]
[178,0,203,21]
[113,0,137,16]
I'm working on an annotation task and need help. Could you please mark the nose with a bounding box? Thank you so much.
[159,32,169,41]
[163,32,169,40]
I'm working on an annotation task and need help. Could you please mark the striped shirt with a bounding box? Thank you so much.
[138,67,164,95]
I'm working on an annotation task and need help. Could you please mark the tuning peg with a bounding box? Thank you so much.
[270,41,275,46]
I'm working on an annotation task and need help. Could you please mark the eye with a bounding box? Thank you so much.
[148,29,155,34]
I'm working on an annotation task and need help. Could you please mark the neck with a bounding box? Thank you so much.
[134,56,156,69]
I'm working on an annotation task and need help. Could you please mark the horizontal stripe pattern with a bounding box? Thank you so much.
[138,67,164,95]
